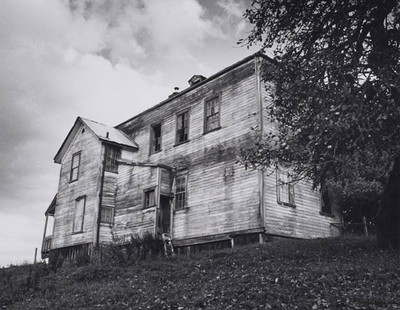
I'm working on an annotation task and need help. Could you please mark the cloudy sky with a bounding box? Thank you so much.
[0,0,264,266]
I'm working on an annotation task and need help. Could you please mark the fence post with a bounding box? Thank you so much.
[362,216,368,236]
[34,247,37,264]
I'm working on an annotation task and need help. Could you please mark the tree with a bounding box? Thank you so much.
[242,0,400,247]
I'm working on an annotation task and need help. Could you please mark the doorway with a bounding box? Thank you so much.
[158,195,171,234]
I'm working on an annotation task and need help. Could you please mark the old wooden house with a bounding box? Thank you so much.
[41,53,342,259]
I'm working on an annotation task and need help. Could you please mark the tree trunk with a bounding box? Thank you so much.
[376,156,400,249]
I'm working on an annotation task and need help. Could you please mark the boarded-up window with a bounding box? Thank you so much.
[150,123,162,154]
[105,146,121,173]
[73,196,86,233]
[144,189,156,209]
[176,111,189,144]
[175,173,187,210]
[100,206,114,224]
[70,152,81,182]
[277,165,295,206]
[204,96,220,133]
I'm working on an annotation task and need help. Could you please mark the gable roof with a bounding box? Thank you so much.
[45,194,57,216]
[116,51,272,128]
[54,117,138,164]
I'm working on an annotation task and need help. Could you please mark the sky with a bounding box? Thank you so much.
[0,0,266,267]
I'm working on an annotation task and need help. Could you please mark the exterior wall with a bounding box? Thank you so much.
[259,61,342,239]
[112,164,159,239]
[116,58,263,241]
[52,124,102,249]
[263,172,341,238]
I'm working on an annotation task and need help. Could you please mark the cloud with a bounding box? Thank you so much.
[0,0,255,266]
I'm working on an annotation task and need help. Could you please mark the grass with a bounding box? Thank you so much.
[1,236,400,309]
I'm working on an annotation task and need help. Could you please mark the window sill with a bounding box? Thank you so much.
[72,231,84,235]
[149,150,162,156]
[320,211,334,218]
[278,201,296,208]
[174,139,190,147]
[174,207,189,213]
[203,127,221,135]
[142,206,156,213]
[69,179,78,184]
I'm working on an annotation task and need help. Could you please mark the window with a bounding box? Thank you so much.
[175,173,187,210]
[100,206,114,224]
[73,196,86,233]
[70,152,81,182]
[105,146,121,173]
[150,123,162,154]
[144,189,156,209]
[277,165,295,206]
[204,96,220,133]
[320,189,332,215]
[176,111,189,144]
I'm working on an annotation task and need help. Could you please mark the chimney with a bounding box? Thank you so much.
[188,75,206,87]
[168,87,180,98]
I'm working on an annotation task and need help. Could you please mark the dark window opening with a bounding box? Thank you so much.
[321,189,332,215]
[176,111,189,144]
[150,123,162,154]
[144,189,156,209]
[204,97,220,133]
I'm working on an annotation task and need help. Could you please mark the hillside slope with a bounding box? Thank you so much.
[1,237,400,309]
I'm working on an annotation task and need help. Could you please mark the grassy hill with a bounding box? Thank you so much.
[1,236,400,309]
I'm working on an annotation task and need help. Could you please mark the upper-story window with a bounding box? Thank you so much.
[175,172,188,210]
[70,152,81,182]
[105,146,121,173]
[277,164,295,207]
[176,111,189,144]
[73,196,86,233]
[150,123,162,154]
[204,96,221,133]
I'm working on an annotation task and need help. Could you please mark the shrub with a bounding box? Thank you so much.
[102,231,164,266]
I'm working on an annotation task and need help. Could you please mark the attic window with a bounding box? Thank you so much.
[81,128,85,134]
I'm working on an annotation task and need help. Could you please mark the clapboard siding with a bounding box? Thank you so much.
[112,165,158,238]
[52,124,102,249]
[116,59,262,241]
[260,76,342,238]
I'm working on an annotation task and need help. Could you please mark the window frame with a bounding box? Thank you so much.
[320,189,333,216]
[100,205,115,224]
[276,165,295,207]
[204,95,221,134]
[175,110,190,145]
[70,151,81,182]
[73,195,86,233]
[143,188,156,209]
[104,145,121,174]
[149,123,162,155]
[174,171,188,211]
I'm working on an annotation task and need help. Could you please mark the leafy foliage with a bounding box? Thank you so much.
[241,1,400,237]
